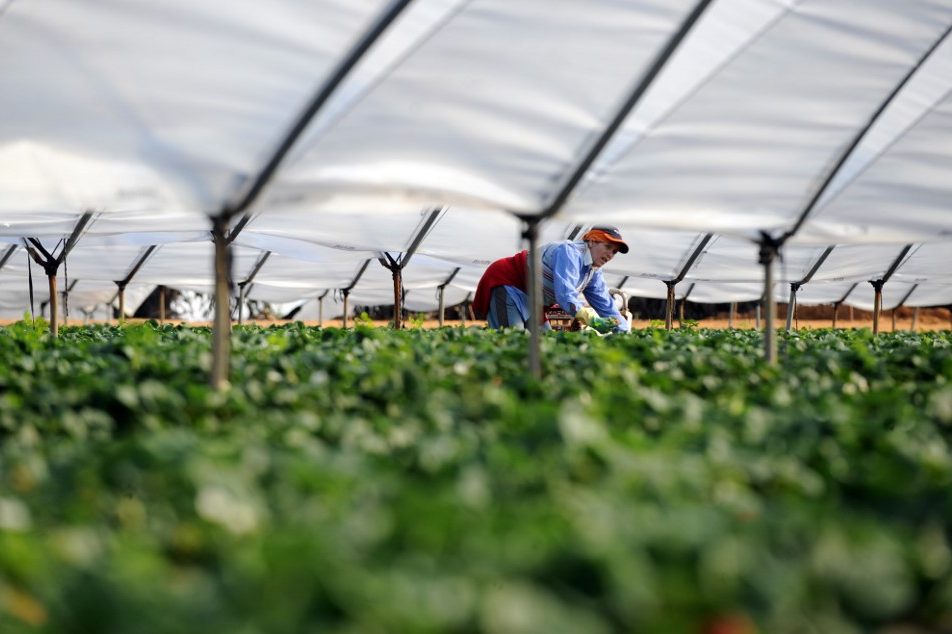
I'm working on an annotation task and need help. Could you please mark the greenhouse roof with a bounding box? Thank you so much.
[0,0,950,316]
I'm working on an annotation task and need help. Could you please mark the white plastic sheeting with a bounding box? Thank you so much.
[0,0,950,319]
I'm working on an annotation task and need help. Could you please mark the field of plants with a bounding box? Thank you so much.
[1,322,951,633]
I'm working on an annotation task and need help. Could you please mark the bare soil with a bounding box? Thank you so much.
[4,307,949,331]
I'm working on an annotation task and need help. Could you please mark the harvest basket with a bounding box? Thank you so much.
[544,307,579,332]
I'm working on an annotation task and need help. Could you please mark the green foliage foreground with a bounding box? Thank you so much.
[1,323,952,633]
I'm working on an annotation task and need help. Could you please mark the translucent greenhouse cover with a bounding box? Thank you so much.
[0,0,950,318]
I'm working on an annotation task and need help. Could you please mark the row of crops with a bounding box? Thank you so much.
[1,322,951,633]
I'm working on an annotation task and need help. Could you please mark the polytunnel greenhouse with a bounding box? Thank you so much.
[1,1,952,632]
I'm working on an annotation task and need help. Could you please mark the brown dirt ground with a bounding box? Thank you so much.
[3,307,949,331]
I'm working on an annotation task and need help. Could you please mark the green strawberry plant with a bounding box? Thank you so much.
[0,323,950,633]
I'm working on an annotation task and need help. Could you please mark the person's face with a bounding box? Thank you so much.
[589,241,620,268]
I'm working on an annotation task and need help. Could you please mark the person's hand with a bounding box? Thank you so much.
[575,306,598,325]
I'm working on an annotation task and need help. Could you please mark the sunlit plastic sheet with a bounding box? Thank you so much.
[0,208,211,247]
[902,284,952,308]
[0,275,151,320]
[889,242,952,284]
[1,1,951,313]
[407,209,578,267]
[663,281,765,304]
[238,206,453,259]
[0,0,388,215]
[796,32,952,245]
[237,206,581,273]
[271,0,695,213]
[564,1,952,239]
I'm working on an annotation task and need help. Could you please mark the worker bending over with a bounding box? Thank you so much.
[473,226,630,333]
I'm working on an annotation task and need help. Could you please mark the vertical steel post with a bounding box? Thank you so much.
[211,217,232,390]
[664,282,676,330]
[342,292,350,328]
[159,286,166,323]
[117,284,126,323]
[785,285,798,331]
[755,304,761,330]
[911,306,919,331]
[760,239,778,364]
[47,274,59,337]
[436,268,460,329]
[438,286,446,327]
[523,220,542,379]
[729,302,737,329]
[237,283,246,325]
[891,309,897,332]
[871,281,883,335]
[318,296,324,327]
[392,268,402,329]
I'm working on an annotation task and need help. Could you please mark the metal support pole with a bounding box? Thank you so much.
[392,268,402,329]
[664,282,676,330]
[892,284,919,333]
[438,286,446,327]
[760,238,778,364]
[785,285,798,331]
[0,244,16,272]
[729,302,737,329]
[318,296,324,327]
[117,283,126,323]
[755,304,761,330]
[211,217,232,390]
[679,283,695,328]
[871,281,883,335]
[47,273,58,337]
[912,306,919,332]
[26,212,92,336]
[339,259,370,328]
[237,283,246,325]
[523,220,542,379]
[159,286,166,323]
[831,282,858,330]
[436,267,460,329]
